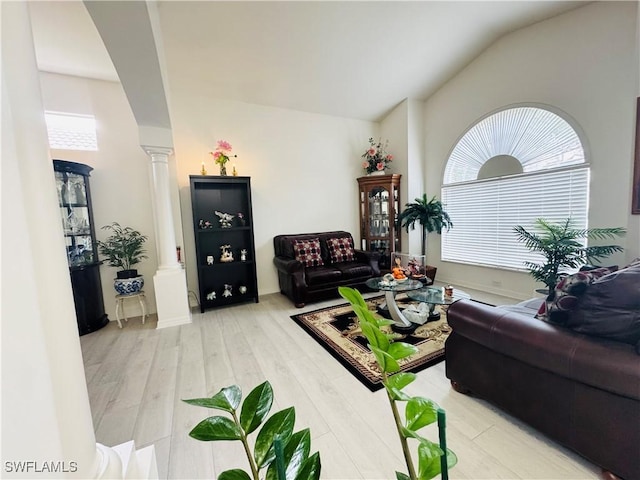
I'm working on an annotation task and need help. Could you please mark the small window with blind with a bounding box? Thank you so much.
[45,111,98,151]
[441,105,590,271]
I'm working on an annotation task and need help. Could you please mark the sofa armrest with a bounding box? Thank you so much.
[354,249,381,276]
[447,300,640,400]
[273,255,307,290]
[273,256,304,274]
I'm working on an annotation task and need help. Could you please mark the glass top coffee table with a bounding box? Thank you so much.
[406,286,471,321]
[365,277,424,331]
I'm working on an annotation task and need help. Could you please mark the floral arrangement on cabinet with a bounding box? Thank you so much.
[210,140,237,176]
[362,137,393,174]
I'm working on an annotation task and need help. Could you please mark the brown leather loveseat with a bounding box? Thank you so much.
[445,272,640,480]
[273,231,380,307]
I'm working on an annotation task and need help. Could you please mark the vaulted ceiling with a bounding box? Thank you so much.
[28,1,586,122]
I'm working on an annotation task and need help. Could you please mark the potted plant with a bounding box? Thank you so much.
[513,218,625,293]
[398,195,453,281]
[97,222,148,295]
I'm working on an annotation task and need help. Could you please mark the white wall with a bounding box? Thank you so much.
[381,99,427,256]
[423,1,638,299]
[166,92,376,299]
[39,72,159,319]
[2,3,101,474]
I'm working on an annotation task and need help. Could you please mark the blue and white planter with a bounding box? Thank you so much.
[114,275,144,295]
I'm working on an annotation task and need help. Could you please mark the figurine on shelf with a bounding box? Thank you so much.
[222,284,233,298]
[199,219,213,229]
[215,210,235,228]
[237,212,246,226]
[206,255,214,265]
[220,245,234,262]
[206,291,216,301]
[239,285,247,294]
[240,249,247,262]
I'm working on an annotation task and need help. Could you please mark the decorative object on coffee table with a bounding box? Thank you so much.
[407,286,470,321]
[290,294,451,391]
[391,252,431,283]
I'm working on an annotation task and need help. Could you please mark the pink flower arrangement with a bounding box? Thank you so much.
[361,137,393,174]
[210,140,236,165]
[210,140,237,175]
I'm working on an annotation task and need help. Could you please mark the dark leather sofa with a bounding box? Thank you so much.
[273,231,380,307]
[445,299,640,480]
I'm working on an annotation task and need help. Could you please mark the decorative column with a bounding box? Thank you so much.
[143,146,191,328]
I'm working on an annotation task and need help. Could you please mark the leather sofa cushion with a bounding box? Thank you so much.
[567,264,640,353]
[333,262,372,279]
[305,266,342,286]
[537,266,616,324]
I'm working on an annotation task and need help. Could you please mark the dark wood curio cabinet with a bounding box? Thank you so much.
[357,174,401,270]
[53,159,109,335]
[190,176,259,313]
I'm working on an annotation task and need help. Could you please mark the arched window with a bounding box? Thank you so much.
[441,106,590,271]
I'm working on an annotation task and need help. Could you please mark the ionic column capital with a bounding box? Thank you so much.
[142,145,174,158]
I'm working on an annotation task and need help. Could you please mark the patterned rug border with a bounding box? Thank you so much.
[290,295,449,392]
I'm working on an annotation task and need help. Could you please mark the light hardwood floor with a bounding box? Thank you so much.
[80,289,600,480]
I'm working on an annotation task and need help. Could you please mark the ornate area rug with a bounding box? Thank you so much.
[290,295,451,391]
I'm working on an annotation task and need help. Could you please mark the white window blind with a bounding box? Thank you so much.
[441,166,589,270]
[45,112,98,151]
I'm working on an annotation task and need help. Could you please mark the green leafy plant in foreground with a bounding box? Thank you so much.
[339,286,457,480]
[184,381,320,480]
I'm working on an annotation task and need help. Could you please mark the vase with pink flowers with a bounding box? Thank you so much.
[210,140,237,176]
[361,137,393,175]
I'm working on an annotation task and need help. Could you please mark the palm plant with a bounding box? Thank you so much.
[513,218,625,291]
[97,222,148,277]
[398,195,453,259]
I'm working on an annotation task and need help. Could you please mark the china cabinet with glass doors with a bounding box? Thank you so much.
[54,159,108,335]
[357,174,401,270]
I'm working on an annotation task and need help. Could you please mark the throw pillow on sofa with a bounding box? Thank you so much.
[293,238,324,267]
[536,266,617,324]
[326,237,355,263]
[567,264,640,353]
